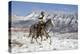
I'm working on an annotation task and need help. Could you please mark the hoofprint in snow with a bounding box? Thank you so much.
[11,31,78,53]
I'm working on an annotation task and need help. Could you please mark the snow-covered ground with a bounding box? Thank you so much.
[11,31,78,53]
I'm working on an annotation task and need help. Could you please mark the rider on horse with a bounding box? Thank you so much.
[38,11,45,35]
[28,11,52,44]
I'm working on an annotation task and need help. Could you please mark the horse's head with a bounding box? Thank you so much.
[45,19,54,32]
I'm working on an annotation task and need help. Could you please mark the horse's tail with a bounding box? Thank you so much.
[28,25,33,37]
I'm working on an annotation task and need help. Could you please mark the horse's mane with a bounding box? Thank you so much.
[45,19,52,26]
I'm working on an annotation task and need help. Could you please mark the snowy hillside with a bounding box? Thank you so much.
[11,31,78,53]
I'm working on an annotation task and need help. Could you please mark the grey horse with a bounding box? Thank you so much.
[28,19,53,44]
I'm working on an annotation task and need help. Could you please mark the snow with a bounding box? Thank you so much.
[10,31,78,53]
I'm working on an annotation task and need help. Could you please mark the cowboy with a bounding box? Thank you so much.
[38,11,45,26]
[37,11,45,36]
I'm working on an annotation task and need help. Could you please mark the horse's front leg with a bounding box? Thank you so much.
[45,32,52,45]
[35,36,42,45]
[47,34,52,44]
[43,30,52,45]
[48,36,52,45]
[35,33,42,45]
[43,30,49,39]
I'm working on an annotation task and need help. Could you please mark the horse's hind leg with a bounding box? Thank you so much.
[40,34,43,41]
[30,34,35,44]
[28,33,31,38]
[28,29,32,37]
[35,34,40,44]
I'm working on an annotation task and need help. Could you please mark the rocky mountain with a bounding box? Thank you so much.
[11,11,78,32]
